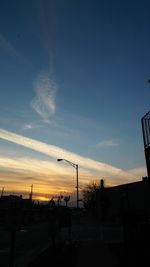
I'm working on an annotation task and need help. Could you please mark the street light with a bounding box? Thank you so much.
[57,158,79,208]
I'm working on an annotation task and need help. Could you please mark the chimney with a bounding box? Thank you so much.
[100,179,104,189]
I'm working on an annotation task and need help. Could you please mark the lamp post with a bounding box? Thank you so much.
[57,159,79,208]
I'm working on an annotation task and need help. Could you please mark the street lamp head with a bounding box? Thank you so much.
[57,158,63,162]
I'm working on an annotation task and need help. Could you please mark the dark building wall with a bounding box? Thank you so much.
[95,178,150,222]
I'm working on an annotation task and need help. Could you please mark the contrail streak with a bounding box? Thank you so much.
[0,128,135,179]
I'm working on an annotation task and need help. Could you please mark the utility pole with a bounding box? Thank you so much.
[1,187,4,197]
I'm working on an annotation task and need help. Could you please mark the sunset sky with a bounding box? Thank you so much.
[0,0,149,204]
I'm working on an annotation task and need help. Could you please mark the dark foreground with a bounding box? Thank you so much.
[27,212,150,267]
[1,210,150,266]
[28,239,150,267]
[28,241,79,267]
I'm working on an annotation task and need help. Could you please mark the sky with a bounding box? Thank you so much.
[0,0,149,204]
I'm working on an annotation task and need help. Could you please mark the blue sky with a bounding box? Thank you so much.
[0,0,149,202]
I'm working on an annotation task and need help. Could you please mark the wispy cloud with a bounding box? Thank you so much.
[0,128,147,201]
[127,167,147,177]
[22,123,42,130]
[0,156,86,196]
[97,139,119,147]
[31,72,57,122]
[0,128,145,184]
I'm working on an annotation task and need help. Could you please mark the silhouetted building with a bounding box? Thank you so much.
[0,195,23,208]
[0,195,41,225]
[95,177,150,222]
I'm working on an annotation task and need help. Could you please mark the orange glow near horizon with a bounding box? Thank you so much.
[34,195,50,202]
[0,129,147,200]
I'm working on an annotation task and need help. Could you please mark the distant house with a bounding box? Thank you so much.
[0,194,33,209]
[95,177,150,222]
